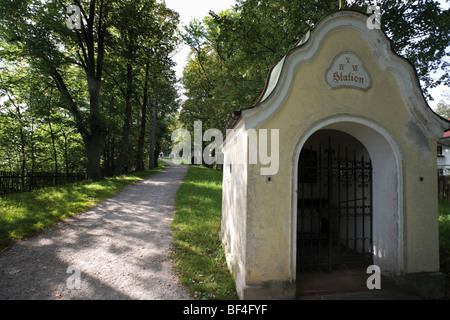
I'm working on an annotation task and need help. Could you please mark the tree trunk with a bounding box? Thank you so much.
[115,63,133,176]
[148,101,157,170]
[61,129,70,174]
[49,0,108,180]
[30,118,36,176]
[85,131,104,180]
[86,74,105,180]
[47,89,59,177]
[102,97,116,177]
[47,114,59,177]
[136,62,150,171]
[52,69,105,180]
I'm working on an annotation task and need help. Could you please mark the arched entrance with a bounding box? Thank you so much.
[291,117,403,293]
[297,129,373,272]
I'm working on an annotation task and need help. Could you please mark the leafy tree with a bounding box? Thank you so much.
[0,61,86,174]
[434,93,450,119]
[350,0,450,93]
[0,0,180,180]
[180,0,449,131]
[106,0,179,174]
[0,0,114,179]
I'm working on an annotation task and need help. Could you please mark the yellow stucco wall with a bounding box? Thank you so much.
[241,28,441,285]
[221,131,248,283]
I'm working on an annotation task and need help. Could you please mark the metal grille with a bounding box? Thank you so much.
[297,140,373,272]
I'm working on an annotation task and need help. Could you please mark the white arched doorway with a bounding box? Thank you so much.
[291,116,403,284]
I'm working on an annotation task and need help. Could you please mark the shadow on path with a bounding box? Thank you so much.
[0,160,191,300]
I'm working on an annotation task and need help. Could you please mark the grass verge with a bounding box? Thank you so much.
[172,178,450,300]
[170,165,237,300]
[439,200,450,298]
[0,160,167,250]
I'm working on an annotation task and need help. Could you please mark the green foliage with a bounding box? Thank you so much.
[0,0,181,178]
[374,0,450,92]
[171,166,237,300]
[434,94,450,119]
[439,200,450,256]
[180,0,450,131]
[0,62,86,173]
[438,200,450,296]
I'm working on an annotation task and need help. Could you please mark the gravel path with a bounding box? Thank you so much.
[0,160,191,300]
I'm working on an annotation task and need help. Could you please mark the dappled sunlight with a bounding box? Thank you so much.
[0,167,168,249]
[171,166,237,299]
[182,180,222,190]
[0,162,191,299]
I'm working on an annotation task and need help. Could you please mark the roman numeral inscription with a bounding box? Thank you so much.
[325,52,371,90]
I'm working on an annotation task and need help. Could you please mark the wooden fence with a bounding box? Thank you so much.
[439,175,450,201]
[0,171,86,195]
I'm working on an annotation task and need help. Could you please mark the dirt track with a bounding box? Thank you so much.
[0,160,191,300]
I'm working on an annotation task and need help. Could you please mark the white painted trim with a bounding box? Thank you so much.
[290,115,404,281]
[220,118,246,151]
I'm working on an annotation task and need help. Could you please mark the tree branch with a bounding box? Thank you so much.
[50,69,88,140]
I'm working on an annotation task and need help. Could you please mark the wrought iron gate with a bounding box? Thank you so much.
[297,140,373,272]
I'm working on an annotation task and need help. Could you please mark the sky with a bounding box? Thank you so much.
[164,0,449,107]
[164,0,236,83]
